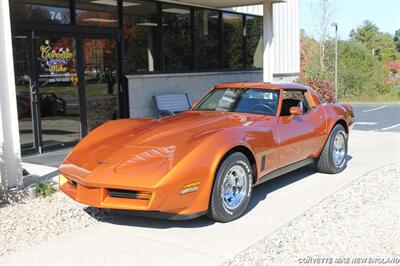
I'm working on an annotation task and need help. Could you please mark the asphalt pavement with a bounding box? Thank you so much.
[352,104,400,132]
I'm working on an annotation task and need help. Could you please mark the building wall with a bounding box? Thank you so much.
[127,70,263,118]
[273,0,300,78]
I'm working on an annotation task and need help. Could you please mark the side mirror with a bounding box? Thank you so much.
[289,106,303,116]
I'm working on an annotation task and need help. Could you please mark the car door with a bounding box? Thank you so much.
[277,89,325,167]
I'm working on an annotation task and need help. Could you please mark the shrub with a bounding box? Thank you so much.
[299,77,335,102]
[35,181,56,198]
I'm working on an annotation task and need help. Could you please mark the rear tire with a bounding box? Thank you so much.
[317,124,348,174]
[208,152,253,223]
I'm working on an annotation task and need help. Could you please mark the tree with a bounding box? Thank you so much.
[351,20,380,51]
[338,41,388,97]
[375,33,400,62]
[300,31,320,77]
[394,29,400,53]
[312,0,335,71]
[351,21,399,62]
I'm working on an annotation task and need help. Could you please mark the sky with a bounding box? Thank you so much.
[299,0,400,40]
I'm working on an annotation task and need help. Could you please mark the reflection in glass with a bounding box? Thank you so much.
[36,36,81,146]
[194,9,220,70]
[10,0,70,24]
[124,0,159,72]
[194,88,279,116]
[246,16,263,69]
[12,36,35,149]
[223,13,244,69]
[162,4,192,71]
[75,0,118,27]
[83,39,119,131]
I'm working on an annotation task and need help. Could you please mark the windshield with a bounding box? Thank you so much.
[193,88,280,116]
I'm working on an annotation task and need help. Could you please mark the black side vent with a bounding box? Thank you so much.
[261,155,266,171]
[71,180,77,188]
[108,189,138,199]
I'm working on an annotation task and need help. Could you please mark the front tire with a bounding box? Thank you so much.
[317,124,348,174]
[208,152,253,222]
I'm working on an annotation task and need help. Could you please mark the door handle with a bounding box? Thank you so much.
[30,83,39,104]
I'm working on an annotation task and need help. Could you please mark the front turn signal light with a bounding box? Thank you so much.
[59,174,68,186]
[181,182,200,195]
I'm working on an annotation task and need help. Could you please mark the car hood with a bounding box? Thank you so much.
[65,111,268,174]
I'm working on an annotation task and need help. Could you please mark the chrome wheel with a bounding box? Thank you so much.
[221,165,248,210]
[332,131,346,167]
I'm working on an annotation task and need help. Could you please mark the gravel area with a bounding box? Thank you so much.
[0,192,112,257]
[225,163,400,265]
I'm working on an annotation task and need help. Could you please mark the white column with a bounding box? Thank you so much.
[0,0,23,189]
[263,0,274,82]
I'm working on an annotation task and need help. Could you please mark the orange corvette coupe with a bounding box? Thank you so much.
[60,82,354,222]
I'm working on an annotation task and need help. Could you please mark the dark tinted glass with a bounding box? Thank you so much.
[194,9,220,70]
[75,0,119,27]
[10,0,70,24]
[223,13,244,69]
[124,0,159,72]
[246,16,263,69]
[162,4,192,71]
[12,35,35,149]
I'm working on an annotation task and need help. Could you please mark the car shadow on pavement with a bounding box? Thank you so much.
[86,155,352,229]
[242,165,317,218]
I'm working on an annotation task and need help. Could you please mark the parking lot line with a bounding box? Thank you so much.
[362,106,387,112]
[381,124,400,131]
[355,122,378,125]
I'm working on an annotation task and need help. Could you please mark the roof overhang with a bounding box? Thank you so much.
[157,0,286,9]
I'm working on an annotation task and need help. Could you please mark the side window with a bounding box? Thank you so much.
[280,90,311,116]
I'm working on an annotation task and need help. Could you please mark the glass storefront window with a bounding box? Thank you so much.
[124,0,159,73]
[162,4,192,71]
[194,9,220,70]
[223,13,244,69]
[246,16,263,69]
[10,0,71,24]
[75,0,119,27]
[83,38,119,131]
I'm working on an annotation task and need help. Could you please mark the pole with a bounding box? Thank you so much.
[0,0,23,189]
[333,23,338,102]
[263,0,274,82]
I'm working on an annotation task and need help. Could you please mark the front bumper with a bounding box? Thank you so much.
[59,170,208,217]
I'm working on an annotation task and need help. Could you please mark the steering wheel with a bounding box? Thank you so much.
[252,103,274,114]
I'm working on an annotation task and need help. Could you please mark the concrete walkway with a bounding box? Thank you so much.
[2,130,399,265]
[21,149,70,186]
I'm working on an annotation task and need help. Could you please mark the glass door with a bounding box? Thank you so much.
[12,32,122,153]
[34,35,82,148]
[82,37,119,132]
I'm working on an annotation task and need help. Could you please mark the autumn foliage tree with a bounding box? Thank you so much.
[301,20,400,102]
